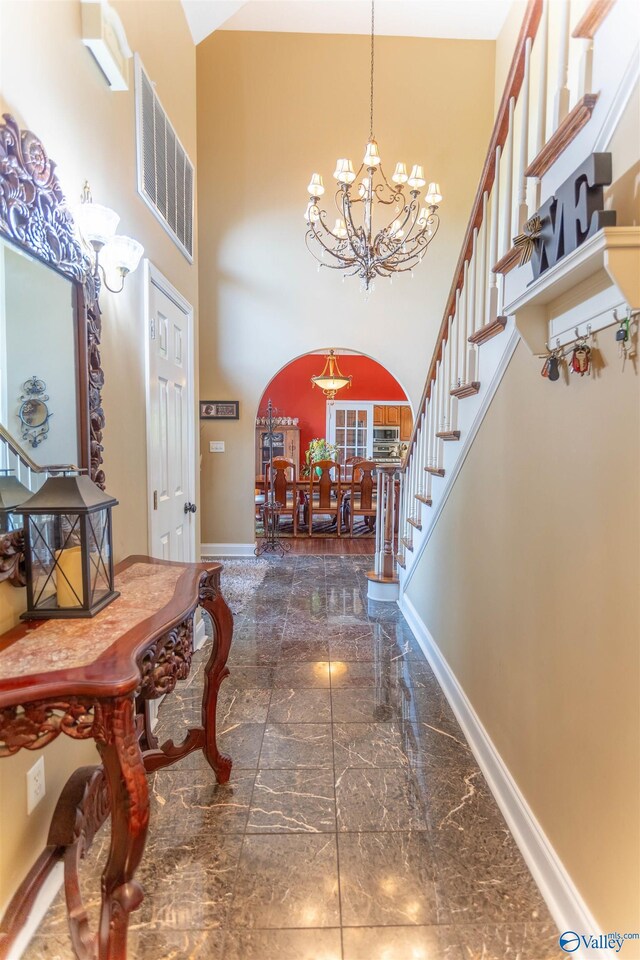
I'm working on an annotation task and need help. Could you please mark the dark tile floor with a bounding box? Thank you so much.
[24,556,564,960]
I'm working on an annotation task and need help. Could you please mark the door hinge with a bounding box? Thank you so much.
[153,490,158,511]
[150,317,156,340]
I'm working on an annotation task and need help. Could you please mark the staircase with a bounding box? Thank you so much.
[365,0,639,599]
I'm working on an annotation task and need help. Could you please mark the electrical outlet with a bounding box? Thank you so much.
[27,756,46,814]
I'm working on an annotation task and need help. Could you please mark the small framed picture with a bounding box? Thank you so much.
[200,400,239,420]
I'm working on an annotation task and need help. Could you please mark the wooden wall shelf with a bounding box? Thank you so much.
[503,227,640,353]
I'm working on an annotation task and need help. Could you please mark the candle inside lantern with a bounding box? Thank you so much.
[55,545,83,607]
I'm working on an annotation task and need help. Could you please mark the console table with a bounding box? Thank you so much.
[0,556,233,960]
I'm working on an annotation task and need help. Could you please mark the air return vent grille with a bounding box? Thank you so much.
[135,56,194,261]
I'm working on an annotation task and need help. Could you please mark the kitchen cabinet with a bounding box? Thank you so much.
[374,405,402,426]
[255,425,300,477]
[400,406,413,441]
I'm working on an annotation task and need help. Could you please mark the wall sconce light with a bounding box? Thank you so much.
[18,470,119,619]
[0,470,30,534]
[74,182,144,293]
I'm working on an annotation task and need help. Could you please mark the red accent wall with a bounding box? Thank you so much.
[258,354,408,467]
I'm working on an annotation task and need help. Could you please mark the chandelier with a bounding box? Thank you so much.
[311,350,352,400]
[304,1,442,291]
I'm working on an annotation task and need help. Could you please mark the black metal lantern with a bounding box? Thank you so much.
[0,470,31,534]
[19,473,119,619]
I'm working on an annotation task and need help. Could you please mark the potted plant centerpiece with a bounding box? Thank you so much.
[303,438,339,478]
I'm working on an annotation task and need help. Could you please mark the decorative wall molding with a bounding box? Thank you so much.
[398,593,611,958]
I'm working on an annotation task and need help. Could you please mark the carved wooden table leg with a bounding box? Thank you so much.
[94,697,149,960]
[199,571,233,783]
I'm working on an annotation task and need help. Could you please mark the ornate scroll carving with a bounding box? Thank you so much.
[0,698,95,756]
[0,530,26,586]
[136,618,194,700]
[47,765,111,960]
[0,114,106,489]
[198,568,220,606]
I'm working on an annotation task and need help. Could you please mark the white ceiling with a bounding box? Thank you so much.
[182,0,517,46]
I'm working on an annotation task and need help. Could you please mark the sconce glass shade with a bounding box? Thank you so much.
[408,165,426,189]
[307,173,325,197]
[363,139,381,167]
[392,162,408,184]
[74,200,120,251]
[304,201,320,223]
[0,470,30,534]
[102,235,144,277]
[19,474,119,619]
[333,218,347,239]
[333,158,356,184]
[426,182,443,205]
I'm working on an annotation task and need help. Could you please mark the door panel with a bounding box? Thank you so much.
[148,276,194,561]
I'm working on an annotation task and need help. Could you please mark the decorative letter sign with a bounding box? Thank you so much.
[529,153,616,281]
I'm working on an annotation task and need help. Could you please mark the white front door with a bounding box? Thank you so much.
[146,264,195,561]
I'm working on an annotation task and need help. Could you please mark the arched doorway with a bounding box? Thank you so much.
[254,349,412,540]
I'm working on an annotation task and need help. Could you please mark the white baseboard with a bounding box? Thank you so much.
[399,593,610,960]
[6,862,64,960]
[201,543,256,558]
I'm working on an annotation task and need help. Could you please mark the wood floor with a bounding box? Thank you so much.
[256,537,374,555]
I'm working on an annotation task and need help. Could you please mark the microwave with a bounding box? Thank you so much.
[373,427,400,441]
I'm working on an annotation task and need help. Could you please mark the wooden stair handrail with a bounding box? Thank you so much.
[404,0,543,460]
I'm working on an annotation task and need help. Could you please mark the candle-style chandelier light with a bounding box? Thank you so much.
[304,0,442,291]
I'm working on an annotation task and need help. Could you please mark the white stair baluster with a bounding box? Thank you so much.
[554,0,571,129]
[488,148,501,323]
[500,98,515,258]
[515,37,532,233]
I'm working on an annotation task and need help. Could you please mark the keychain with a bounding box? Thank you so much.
[541,348,561,381]
[616,311,630,364]
[571,338,591,376]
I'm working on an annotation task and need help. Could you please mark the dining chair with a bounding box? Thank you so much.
[266,457,298,536]
[348,460,377,537]
[306,459,341,537]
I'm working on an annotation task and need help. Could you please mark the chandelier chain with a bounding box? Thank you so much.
[369,0,375,139]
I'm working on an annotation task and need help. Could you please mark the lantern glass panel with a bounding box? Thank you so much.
[87,508,112,604]
[28,514,62,609]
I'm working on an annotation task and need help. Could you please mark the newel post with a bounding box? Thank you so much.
[367,465,400,602]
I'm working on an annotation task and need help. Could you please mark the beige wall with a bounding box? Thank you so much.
[406,336,640,929]
[0,0,197,912]
[197,30,496,545]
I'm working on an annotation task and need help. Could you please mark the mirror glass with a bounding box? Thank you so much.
[0,237,80,468]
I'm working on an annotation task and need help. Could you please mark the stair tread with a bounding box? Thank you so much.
[450,381,480,400]
[468,317,507,345]
[407,516,422,531]
[414,493,432,506]
[400,535,414,552]
[425,466,445,477]
[436,430,461,441]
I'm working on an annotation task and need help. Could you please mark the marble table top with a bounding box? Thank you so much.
[0,562,187,680]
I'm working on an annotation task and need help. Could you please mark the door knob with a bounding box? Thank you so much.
[184,502,197,514]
